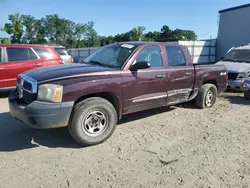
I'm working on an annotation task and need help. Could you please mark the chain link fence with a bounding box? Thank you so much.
[68,47,100,63]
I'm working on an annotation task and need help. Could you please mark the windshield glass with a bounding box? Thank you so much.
[83,43,139,68]
[223,49,250,63]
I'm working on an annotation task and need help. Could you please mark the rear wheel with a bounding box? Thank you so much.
[195,84,217,109]
[68,97,117,146]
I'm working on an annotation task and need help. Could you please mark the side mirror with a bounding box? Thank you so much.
[130,61,151,71]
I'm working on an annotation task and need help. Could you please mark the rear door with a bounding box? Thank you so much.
[5,47,43,87]
[165,46,195,105]
[0,48,7,88]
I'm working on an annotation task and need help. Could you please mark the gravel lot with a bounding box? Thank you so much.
[0,92,250,188]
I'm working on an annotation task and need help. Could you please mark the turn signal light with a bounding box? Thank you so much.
[54,88,62,102]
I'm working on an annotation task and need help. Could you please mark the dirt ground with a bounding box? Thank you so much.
[0,92,250,188]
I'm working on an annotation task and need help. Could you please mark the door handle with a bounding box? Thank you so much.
[185,72,192,76]
[0,67,5,71]
[155,74,165,78]
[33,63,42,67]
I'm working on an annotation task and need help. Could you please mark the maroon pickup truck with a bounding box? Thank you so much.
[8,42,228,146]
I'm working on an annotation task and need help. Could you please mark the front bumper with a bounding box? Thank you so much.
[8,91,74,129]
[226,79,248,91]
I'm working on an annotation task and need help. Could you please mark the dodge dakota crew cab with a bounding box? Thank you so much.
[9,42,228,146]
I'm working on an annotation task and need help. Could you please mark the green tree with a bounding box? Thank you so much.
[21,15,38,43]
[85,21,99,47]
[74,23,87,48]
[183,30,197,40]
[158,25,173,41]
[1,13,23,43]
[2,13,198,47]
[0,38,11,44]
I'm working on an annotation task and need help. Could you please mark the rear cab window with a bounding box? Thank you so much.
[6,47,38,62]
[166,46,186,66]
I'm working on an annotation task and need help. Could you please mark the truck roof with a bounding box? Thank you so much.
[116,41,182,47]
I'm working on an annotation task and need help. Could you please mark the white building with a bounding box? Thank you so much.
[217,4,250,60]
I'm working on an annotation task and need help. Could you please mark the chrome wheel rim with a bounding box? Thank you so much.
[82,111,108,137]
[205,90,214,107]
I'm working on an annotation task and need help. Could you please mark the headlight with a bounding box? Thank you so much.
[37,84,63,103]
[246,83,250,88]
[243,81,250,89]
[238,73,246,79]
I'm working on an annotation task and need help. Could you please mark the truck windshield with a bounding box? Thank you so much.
[83,43,139,68]
[223,49,250,63]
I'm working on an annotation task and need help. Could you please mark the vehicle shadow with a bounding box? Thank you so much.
[118,106,175,125]
[0,92,10,98]
[0,112,81,152]
[224,95,250,105]
[0,106,176,152]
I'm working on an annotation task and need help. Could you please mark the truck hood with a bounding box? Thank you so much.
[23,63,115,82]
[216,61,250,73]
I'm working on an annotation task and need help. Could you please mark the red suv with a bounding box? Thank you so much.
[0,44,64,91]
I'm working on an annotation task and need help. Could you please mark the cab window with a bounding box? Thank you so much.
[166,46,186,66]
[135,46,163,68]
[7,47,38,62]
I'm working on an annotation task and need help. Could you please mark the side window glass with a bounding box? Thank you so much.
[7,48,32,62]
[166,46,186,66]
[33,48,53,59]
[135,46,163,68]
[28,49,38,60]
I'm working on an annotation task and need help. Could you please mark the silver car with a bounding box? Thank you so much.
[216,45,250,91]
[52,46,74,64]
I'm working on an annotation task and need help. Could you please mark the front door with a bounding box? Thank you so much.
[122,45,168,115]
[165,46,195,105]
[5,47,41,87]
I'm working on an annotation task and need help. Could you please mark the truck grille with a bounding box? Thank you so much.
[228,73,238,80]
[17,74,38,104]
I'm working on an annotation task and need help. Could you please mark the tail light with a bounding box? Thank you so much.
[69,57,74,63]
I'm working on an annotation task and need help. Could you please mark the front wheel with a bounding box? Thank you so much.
[68,97,117,146]
[244,90,250,100]
[195,84,217,109]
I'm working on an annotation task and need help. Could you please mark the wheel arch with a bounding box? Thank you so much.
[74,92,121,119]
[203,79,218,89]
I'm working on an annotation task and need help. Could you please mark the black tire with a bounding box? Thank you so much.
[195,84,217,109]
[244,90,250,100]
[68,97,117,146]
